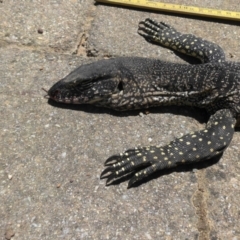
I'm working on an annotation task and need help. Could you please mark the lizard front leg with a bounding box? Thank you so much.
[138,18,225,63]
[101,109,235,187]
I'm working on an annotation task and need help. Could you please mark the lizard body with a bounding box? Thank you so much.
[47,19,239,187]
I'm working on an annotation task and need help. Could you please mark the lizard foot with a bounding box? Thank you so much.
[138,18,178,43]
[101,146,175,188]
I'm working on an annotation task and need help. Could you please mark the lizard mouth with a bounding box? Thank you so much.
[43,87,92,104]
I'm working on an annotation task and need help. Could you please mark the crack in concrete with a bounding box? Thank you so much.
[192,169,211,240]
[76,33,88,56]
[75,5,97,57]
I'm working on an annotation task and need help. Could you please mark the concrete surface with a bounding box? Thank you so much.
[0,0,239,239]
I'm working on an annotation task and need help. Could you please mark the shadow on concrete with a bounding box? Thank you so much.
[47,99,225,188]
[48,98,209,124]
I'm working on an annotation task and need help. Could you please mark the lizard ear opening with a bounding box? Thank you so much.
[117,81,124,91]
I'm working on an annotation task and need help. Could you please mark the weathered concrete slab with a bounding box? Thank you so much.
[0,0,95,53]
[89,1,240,61]
[205,139,240,239]
[88,1,240,239]
[1,48,200,239]
[0,0,240,239]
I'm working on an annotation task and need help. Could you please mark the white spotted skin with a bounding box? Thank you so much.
[102,109,236,187]
[47,18,240,187]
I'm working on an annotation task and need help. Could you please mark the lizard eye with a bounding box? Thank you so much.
[117,81,124,91]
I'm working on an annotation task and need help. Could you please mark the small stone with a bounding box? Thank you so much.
[5,229,15,240]
[37,28,43,34]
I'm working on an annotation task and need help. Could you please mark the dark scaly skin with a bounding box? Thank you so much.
[47,18,240,187]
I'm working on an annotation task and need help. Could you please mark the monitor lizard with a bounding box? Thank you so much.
[46,18,240,187]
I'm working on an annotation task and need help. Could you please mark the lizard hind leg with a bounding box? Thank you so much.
[101,109,236,188]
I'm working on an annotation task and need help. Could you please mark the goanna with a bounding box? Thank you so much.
[46,19,240,187]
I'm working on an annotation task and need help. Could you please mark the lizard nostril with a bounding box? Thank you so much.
[53,90,60,98]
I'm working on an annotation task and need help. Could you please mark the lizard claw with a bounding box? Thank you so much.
[104,154,122,166]
[100,166,115,179]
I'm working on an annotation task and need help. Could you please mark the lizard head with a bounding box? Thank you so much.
[46,59,125,108]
